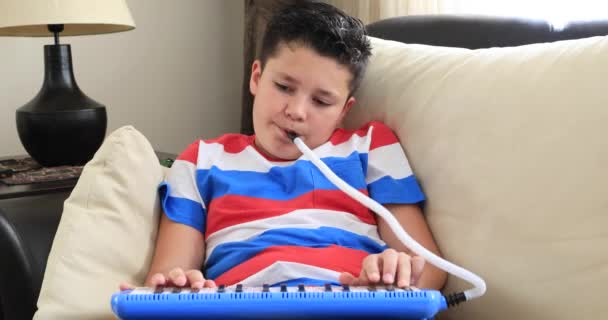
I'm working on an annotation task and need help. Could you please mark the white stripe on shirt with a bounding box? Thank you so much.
[166,160,204,206]
[366,143,414,184]
[236,261,341,287]
[205,209,384,259]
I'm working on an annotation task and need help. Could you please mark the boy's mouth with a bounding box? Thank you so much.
[285,130,298,141]
[285,129,297,136]
[277,124,299,140]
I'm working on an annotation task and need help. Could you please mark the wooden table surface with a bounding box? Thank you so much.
[0,152,175,200]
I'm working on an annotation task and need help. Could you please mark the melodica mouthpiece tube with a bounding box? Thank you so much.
[290,135,487,303]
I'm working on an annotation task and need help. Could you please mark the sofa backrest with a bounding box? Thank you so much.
[346,20,608,319]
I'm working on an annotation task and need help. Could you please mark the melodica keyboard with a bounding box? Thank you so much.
[111,283,448,319]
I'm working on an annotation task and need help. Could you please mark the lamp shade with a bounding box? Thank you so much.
[0,0,135,36]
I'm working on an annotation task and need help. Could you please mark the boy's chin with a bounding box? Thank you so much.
[255,138,301,160]
[268,147,301,161]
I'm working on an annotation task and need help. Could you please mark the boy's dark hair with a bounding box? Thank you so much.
[259,1,372,98]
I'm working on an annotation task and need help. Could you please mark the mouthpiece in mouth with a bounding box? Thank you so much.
[286,130,298,141]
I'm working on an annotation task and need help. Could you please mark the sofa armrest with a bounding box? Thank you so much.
[0,192,68,320]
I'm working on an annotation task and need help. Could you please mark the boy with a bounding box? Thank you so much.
[121,2,446,292]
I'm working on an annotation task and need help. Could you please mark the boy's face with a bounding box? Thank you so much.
[250,42,355,160]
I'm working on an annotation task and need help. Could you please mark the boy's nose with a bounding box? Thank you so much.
[284,96,307,121]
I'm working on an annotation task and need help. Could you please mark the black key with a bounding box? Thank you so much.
[191,288,200,293]
[298,284,305,292]
[217,284,226,293]
[236,284,243,293]
[324,283,332,292]
[172,287,181,294]
[262,284,270,292]
[367,285,377,292]
[386,284,395,291]
[154,286,165,294]
[280,284,288,292]
[342,284,350,292]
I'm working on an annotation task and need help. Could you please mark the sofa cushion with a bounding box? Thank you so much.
[34,126,164,319]
[344,36,608,319]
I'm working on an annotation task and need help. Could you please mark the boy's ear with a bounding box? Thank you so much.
[339,96,356,122]
[250,60,263,96]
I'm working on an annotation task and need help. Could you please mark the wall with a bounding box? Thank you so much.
[0,0,244,156]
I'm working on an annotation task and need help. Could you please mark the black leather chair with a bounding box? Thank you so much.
[1,15,608,320]
[0,192,69,320]
[366,14,608,49]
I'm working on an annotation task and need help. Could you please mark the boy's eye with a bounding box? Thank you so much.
[274,82,291,92]
[313,97,331,106]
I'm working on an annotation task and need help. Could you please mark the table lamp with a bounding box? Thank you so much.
[0,0,135,166]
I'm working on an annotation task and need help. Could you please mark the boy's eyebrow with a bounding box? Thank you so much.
[315,89,338,100]
[277,72,339,99]
[277,72,300,84]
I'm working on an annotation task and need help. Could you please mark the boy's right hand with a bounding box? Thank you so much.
[119,268,217,291]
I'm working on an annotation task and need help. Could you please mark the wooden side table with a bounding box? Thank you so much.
[0,152,175,200]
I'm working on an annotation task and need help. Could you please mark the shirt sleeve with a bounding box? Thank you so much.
[365,121,425,204]
[158,140,207,235]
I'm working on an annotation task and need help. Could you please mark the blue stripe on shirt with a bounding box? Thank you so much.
[159,182,207,234]
[270,277,341,287]
[205,227,388,280]
[368,175,425,204]
[196,152,368,203]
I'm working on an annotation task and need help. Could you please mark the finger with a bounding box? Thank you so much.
[148,273,168,287]
[119,282,135,291]
[357,269,371,286]
[185,269,205,289]
[361,255,381,283]
[338,272,357,285]
[381,249,399,284]
[410,256,425,287]
[204,279,217,288]
[168,268,187,287]
[396,252,412,288]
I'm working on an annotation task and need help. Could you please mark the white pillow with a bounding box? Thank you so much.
[345,36,608,319]
[34,126,164,319]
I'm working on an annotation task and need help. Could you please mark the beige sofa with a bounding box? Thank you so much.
[34,25,608,320]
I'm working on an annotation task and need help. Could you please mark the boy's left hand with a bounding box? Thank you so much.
[338,248,425,288]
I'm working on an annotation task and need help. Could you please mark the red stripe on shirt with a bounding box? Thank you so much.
[314,190,375,224]
[367,121,400,151]
[213,245,368,285]
[329,121,399,151]
[186,122,397,161]
[176,140,201,164]
[205,190,375,238]
[329,125,368,146]
[205,134,252,154]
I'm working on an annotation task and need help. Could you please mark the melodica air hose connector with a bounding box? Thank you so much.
[287,131,486,307]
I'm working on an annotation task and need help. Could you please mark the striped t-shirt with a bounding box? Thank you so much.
[159,121,425,287]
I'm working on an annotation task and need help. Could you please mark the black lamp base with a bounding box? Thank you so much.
[17,44,107,167]
[16,108,106,167]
